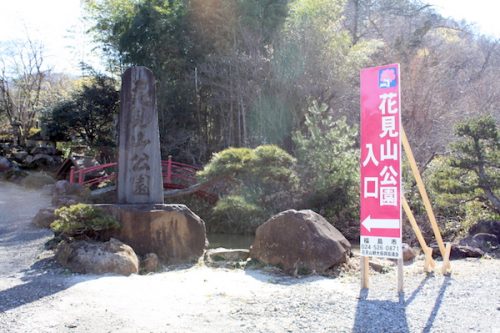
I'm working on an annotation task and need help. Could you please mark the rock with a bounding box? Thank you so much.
[249,209,351,275]
[32,208,56,228]
[141,253,160,273]
[431,243,484,259]
[52,195,81,207]
[98,204,208,264]
[30,146,57,155]
[449,244,484,259]
[2,168,28,181]
[0,157,11,172]
[368,258,394,273]
[30,153,55,167]
[55,238,139,276]
[67,183,89,196]
[402,243,417,262]
[13,151,28,161]
[21,172,55,188]
[205,248,250,262]
[55,180,71,194]
[460,233,498,253]
[54,180,87,196]
[43,184,55,194]
[52,181,90,207]
[468,220,500,239]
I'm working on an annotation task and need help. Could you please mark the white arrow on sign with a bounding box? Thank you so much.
[362,215,399,232]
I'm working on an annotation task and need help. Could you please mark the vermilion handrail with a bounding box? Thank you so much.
[70,158,200,190]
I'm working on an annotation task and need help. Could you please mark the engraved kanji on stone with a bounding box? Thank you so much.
[132,153,150,172]
[133,174,150,195]
[132,131,151,148]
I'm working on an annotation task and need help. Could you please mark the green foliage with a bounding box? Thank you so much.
[42,72,119,150]
[211,195,266,234]
[199,145,299,197]
[432,116,499,214]
[426,116,500,237]
[293,101,359,230]
[198,147,255,180]
[199,145,299,234]
[51,204,120,240]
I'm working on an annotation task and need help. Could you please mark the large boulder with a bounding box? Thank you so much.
[55,238,139,276]
[98,204,208,264]
[431,243,484,259]
[457,220,500,256]
[468,220,500,239]
[250,209,351,275]
[52,180,89,207]
[32,208,56,228]
[29,153,55,167]
[460,233,498,253]
[449,244,485,259]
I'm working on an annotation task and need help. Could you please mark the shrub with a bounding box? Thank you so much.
[211,195,266,234]
[51,203,119,240]
[293,101,359,232]
[198,145,299,234]
[198,147,255,181]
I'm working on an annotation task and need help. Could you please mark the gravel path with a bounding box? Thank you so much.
[1,180,499,332]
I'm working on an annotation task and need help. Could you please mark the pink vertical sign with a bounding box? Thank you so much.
[360,64,402,259]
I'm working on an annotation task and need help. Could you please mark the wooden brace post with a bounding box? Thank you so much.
[401,127,451,273]
[402,196,435,272]
[441,242,452,275]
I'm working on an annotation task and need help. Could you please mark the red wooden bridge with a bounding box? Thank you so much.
[69,156,200,191]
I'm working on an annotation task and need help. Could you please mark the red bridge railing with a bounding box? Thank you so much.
[69,156,200,190]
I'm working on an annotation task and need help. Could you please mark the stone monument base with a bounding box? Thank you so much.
[97,204,208,264]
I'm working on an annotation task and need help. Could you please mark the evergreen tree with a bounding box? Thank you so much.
[431,116,500,215]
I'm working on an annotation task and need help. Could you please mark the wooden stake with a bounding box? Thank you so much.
[361,256,369,289]
[401,127,447,260]
[397,258,404,293]
[441,242,452,275]
[402,196,436,272]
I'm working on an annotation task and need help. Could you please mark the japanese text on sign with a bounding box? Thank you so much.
[360,64,402,259]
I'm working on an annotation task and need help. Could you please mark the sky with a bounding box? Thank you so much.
[0,0,499,75]
[0,0,97,75]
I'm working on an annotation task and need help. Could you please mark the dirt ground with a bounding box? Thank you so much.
[1,180,499,332]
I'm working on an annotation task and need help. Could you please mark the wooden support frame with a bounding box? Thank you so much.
[402,196,435,272]
[401,127,451,273]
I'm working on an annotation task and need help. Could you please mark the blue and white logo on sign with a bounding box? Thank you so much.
[378,68,397,88]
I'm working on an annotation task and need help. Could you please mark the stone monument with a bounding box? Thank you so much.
[98,66,207,264]
[117,67,163,204]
